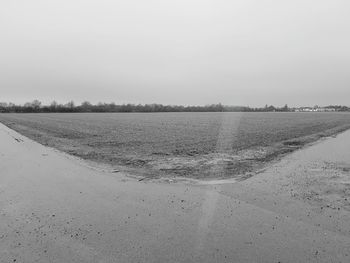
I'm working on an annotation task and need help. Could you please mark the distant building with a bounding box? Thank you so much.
[294,107,336,112]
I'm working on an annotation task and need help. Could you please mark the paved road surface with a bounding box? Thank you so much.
[1,123,350,262]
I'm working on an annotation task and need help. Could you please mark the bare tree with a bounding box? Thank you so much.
[32,100,42,110]
[65,101,75,109]
[50,101,58,108]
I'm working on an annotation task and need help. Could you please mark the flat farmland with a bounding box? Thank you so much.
[1,112,350,179]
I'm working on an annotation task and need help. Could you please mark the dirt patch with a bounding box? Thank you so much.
[288,161,350,211]
[283,140,303,146]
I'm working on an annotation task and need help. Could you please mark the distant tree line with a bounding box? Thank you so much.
[324,105,350,111]
[0,101,349,113]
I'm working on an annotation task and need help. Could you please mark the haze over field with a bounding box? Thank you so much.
[1,0,350,106]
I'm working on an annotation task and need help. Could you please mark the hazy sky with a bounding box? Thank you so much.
[1,0,350,106]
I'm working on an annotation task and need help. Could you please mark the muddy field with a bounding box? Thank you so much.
[1,112,350,179]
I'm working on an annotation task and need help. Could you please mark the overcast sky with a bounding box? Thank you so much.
[1,0,349,107]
